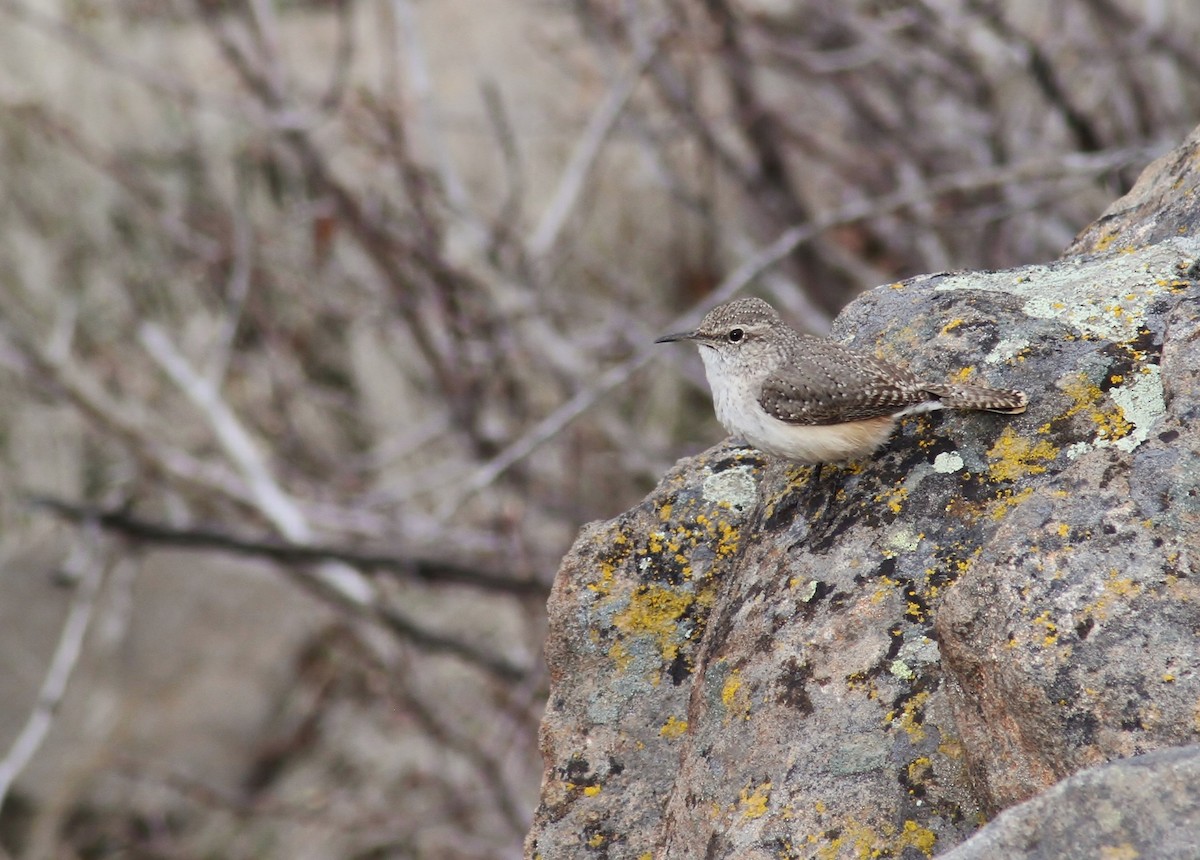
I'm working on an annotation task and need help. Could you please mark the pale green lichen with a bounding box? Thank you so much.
[932,451,964,473]
[935,244,1174,464]
[702,465,758,510]
[1108,364,1165,453]
[934,241,1191,343]
[984,336,1030,364]
[886,526,922,553]
[792,578,820,601]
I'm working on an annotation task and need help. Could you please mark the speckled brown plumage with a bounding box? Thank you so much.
[758,334,1026,426]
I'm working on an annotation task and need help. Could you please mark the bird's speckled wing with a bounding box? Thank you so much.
[758,337,930,426]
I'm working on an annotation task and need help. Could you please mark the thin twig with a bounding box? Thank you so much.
[0,0,280,130]
[245,0,287,104]
[138,322,377,606]
[26,498,533,682]
[139,322,312,542]
[528,34,661,258]
[391,0,471,214]
[0,321,259,505]
[0,529,108,809]
[206,186,255,388]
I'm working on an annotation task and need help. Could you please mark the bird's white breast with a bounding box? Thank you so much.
[698,346,898,463]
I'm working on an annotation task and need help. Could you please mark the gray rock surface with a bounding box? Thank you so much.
[527,126,1200,859]
[937,744,1200,860]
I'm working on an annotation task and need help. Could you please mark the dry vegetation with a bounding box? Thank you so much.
[0,0,1196,857]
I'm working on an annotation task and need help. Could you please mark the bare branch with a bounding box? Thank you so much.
[139,323,307,540]
[0,321,258,504]
[205,188,255,388]
[245,0,288,104]
[29,495,548,599]
[0,528,109,809]
[529,33,662,258]
[391,0,473,216]
[138,322,376,605]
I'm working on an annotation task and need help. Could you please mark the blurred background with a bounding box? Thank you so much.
[0,1,1196,857]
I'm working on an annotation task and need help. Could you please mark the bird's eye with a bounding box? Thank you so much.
[728,328,744,343]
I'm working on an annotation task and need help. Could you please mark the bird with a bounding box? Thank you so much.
[655,297,1028,464]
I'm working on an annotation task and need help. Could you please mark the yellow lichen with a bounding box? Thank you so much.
[1033,610,1059,647]
[1081,568,1144,621]
[989,486,1035,520]
[716,521,741,556]
[987,426,1058,482]
[722,669,751,720]
[689,512,742,558]
[897,820,937,856]
[906,756,932,787]
[1061,374,1134,442]
[583,785,602,797]
[608,640,632,671]
[588,560,618,595]
[1098,845,1139,860]
[875,485,909,514]
[738,780,772,820]
[937,735,964,759]
[848,820,889,860]
[814,816,937,860]
[1106,572,1142,597]
[889,690,931,741]
[612,585,694,664]
[660,716,689,739]
[816,833,845,860]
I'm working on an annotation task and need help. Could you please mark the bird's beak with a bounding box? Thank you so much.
[655,329,699,344]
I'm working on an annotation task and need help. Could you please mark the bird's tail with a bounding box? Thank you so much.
[925,382,1028,414]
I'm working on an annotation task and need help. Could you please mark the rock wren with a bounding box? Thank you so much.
[656,297,1028,463]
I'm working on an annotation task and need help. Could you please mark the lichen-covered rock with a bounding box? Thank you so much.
[532,446,762,859]
[526,127,1200,859]
[1068,123,1200,255]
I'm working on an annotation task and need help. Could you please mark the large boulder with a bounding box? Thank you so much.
[938,744,1200,860]
[526,126,1200,859]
